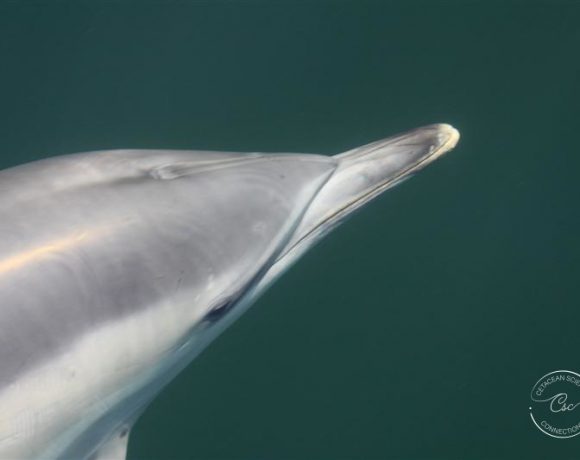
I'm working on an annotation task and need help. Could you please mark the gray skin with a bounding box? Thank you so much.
[0,124,458,460]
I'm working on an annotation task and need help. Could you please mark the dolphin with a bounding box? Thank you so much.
[0,124,459,459]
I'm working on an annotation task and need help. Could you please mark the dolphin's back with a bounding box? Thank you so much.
[0,149,336,459]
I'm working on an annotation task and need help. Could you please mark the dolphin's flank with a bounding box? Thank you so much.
[0,123,459,460]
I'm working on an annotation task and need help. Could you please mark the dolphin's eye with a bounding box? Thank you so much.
[204,298,236,323]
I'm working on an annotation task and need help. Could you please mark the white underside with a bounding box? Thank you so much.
[0,291,208,460]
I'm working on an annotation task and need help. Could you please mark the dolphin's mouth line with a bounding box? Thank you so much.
[279,130,458,258]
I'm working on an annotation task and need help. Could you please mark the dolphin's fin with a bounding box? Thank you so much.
[90,426,131,460]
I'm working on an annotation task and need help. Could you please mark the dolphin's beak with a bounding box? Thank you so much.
[277,123,460,264]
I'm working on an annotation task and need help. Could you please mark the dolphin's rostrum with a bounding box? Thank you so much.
[0,124,459,459]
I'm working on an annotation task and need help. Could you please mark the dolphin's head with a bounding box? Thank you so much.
[261,123,460,284]
[200,124,459,329]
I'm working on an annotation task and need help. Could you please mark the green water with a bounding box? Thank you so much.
[1,1,579,459]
